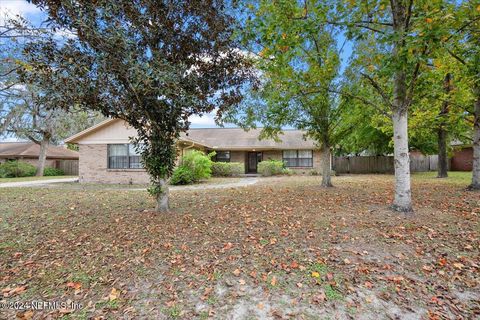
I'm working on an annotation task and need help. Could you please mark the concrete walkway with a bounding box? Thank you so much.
[0,177,79,188]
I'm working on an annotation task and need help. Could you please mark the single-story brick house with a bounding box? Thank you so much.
[0,142,79,168]
[65,118,323,184]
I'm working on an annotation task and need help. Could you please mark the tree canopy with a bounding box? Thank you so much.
[26,0,255,210]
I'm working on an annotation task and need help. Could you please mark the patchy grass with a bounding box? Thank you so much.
[0,175,76,183]
[412,171,472,185]
[0,175,478,319]
[42,177,243,191]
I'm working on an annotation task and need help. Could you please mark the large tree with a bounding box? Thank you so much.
[1,16,45,132]
[442,1,480,189]
[28,0,253,211]
[3,89,102,176]
[231,0,347,187]
[336,0,453,211]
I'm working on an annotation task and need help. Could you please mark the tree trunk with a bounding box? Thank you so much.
[392,109,413,212]
[470,85,480,190]
[36,138,49,176]
[321,146,333,187]
[155,179,170,211]
[437,73,451,178]
[390,0,413,212]
[437,128,448,178]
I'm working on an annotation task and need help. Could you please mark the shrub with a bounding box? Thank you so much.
[43,167,65,176]
[257,160,285,176]
[170,166,194,185]
[211,162,244,176]
[170,150,213,185]
[0,161,36,178]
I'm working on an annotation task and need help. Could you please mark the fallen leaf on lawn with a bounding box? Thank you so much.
[17,310,34,320]
[296,282,303,288]
[223,242,233,250]
[453,263,464,269]
[422,265,433,272]
[270,238,277,245]
[343,258,351,265]
[3,286,26,297]
[239,279,246,285]
[66,282,82,290]
[364,281,373,288]
[438,258,447,267]
[387,276,404,283]
[270,276,277,286]
[290,261,299,269]
[109,288,120,301]
[233,269,241,276]
[257,302,264,310]
[311,271,320,278]
[203,287,213,297]
[311,291,326,303]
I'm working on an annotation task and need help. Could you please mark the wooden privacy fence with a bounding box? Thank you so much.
[333,155,440,174]
[56,160,79,175]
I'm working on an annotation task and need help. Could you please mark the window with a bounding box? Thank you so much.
[282,150,313,167]
[108,144,143,169]
[215,151,230,162]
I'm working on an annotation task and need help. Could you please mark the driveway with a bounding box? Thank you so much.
[0,177,79,188]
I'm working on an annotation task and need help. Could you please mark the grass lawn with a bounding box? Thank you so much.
[42,177,244,191]
[0,174,478,319]
[411,171,473,185]
[0,175,77,183]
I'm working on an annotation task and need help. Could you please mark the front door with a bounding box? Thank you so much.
[247,152,262,173]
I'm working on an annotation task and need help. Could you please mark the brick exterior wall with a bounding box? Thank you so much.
[450,147,473,171]
[225,150,323,174]
[79,144,150,184]
[79,144,325,184]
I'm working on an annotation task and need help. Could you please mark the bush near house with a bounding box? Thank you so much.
[170,166,195,185]
[170,150,213,185]
[43,167,65,176]
[0,161,36,178]
[211,162,244,177]
[258,159,286,176]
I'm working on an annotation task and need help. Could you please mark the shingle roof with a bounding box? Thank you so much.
[65,118,318,150]
[181,128,318,150]
[0,142,79,159]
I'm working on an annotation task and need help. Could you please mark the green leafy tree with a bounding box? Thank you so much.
[1,19,102,176]
[1,16,46,132]
[231,0,347,187]
[336,0,454,211]
[441,1,480,189]
[27,0,253,210]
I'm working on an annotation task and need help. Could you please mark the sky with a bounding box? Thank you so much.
[0,0,353,138]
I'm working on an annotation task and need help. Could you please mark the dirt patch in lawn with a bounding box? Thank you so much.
[0,175,478,319]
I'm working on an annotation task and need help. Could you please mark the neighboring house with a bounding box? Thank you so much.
[65,118,323,184]
[450,143,473,171]
[0,142,79,169]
